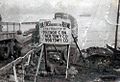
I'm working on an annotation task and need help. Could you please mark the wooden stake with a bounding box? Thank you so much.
[19,23,21,31]
[13,23,15,32]
[22,64,25,82]
[44,44,48,72]
[26,54,31,66]
[13,64,18,82]
[7,22,8,32]
[34,44,44,82]
[7,23,8,38]
[65,45,70,79]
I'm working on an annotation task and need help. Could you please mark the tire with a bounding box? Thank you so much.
[0,46,10,59]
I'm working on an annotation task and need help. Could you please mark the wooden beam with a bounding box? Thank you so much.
[13,64,18,82]
[44,44,48,72]
[34,44,44,82]
[65,45,70,79]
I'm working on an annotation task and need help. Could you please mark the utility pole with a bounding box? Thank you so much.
[114,0,120,50]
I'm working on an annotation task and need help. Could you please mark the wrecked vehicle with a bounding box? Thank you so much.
[0,15,22,59]
[88,75,120,82]
[81,47,113,71]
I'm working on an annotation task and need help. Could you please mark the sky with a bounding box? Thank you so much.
[0,0,93,9]
[0,0,100,21]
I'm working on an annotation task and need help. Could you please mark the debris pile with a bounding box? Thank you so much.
[0,46,120,82]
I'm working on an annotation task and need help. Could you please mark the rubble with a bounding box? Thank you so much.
[68,66,78,78]
[0,44,120,82]
[0,47,118,82]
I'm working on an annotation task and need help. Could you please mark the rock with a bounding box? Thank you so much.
[9,75,15,81]
[30,61,36,66]
[18,69,23,74]
[68,66,78,78]
[8,75,23,82]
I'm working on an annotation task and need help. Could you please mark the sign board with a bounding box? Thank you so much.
[39,19,71,44]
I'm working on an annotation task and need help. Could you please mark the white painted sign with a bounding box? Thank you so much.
[39,19,71,44]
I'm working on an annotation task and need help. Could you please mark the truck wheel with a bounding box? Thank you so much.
[1,47,10,59]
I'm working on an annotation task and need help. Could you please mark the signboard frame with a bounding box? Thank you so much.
[35,19,71,79]
[39,19,71,45]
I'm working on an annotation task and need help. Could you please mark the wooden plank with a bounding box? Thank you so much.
[0,57,22,75]
[0,43,43,77]
[44,44,48,71]
[0,22,20,25]
[21,22,38,24]
[0,50,34,75]
[65,45,70,79]
[13,64,18,82]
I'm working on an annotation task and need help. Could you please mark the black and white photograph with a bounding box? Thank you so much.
[0,0,120,82]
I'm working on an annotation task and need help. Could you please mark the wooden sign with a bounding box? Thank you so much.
[39,19,71,44]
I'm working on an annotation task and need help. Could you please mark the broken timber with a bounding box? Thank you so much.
[0,43,43,82]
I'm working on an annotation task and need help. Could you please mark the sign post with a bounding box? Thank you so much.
[39,20,71,45]
[65,45,70,79]
[34,44,44,82]
[34,19,71,80]
[13,64,18,82]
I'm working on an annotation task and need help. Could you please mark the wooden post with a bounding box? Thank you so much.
[13,23,15,32]
[19,23,21,31]
[7,23,8,38]
[22,64,25,82]
[65,45,70,79]
[44,44,48,72]
[34,44,44,82]
[7,22,8,32]
[114,0,120,50]
[13,64,18,82]
[26,54,31,66]
[72,34,83,58]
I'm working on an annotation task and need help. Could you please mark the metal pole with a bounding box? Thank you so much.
[65,45,70,79]
[34,44,44,82]
[114,0,120,49]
